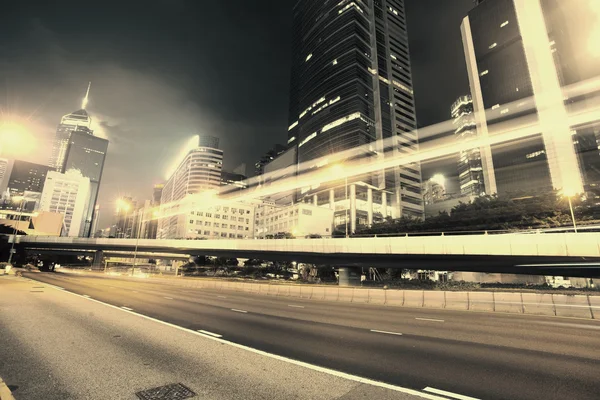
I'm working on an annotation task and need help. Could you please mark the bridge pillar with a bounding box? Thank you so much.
[350,184,356,233]
[92,250,104,270]
[313,194,318,206]
[339,267,362,286]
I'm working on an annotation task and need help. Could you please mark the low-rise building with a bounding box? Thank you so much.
[0,209,63,236]
[254,202,333,238]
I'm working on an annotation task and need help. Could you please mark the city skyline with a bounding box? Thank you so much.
[0,0,473,229]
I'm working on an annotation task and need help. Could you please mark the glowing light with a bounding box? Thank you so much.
[82,82,91,109]
[500,21,509,28]
[164,135,200,180]
[0,121,35,157]
[429,174,446,189]
[298,132,317,147]
[321,112,361,132]
[305,54,313,62]
[116,198,131,213]
[288,136,296,144]
[288,121,298,131]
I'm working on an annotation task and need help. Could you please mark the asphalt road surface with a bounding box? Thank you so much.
[5,272,600,400]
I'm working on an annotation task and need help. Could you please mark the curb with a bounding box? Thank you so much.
[0,377,15,400]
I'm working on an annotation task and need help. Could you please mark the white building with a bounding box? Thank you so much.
[254,202,333,238]
[158,196,255,239]
[40,169,90,237]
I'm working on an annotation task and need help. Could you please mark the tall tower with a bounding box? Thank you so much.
[461,0,599,197]
[452,95,486,196]
[49,83,93,172]
[287,0,423,220]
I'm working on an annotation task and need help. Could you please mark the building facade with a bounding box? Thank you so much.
[452,95,486,196]
[39,170,91,237]
[158,136,225,239]
[461,0,600,198]
[288,0,423,219]
[63,130,108,237]
[0,159,50,211]
[254,202,333,238]
[49,108,92,172]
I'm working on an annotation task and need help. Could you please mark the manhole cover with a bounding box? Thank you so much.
[135,383,197,400]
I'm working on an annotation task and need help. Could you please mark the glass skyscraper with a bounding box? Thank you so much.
[287,0,423,220]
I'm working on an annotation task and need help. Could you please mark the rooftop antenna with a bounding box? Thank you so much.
[82,81,91,109]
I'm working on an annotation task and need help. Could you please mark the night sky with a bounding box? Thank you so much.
[1,0,474,228]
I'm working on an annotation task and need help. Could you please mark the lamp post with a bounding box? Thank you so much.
[132,207,147,275]
[331,165,349,238]
[567,195,578,233]
[7,196,26,265]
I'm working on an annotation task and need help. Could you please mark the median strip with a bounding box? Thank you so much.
[370,329,403,336]
[198,330,223,338]
[415,318,444,322]
[423,387,480,400]
[231,309,248,313]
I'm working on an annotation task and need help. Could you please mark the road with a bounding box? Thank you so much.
[5,272,600,400]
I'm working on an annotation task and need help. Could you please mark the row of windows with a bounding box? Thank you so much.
[191,230,246,239]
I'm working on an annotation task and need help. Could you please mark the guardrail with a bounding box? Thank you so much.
[72,271,597,319]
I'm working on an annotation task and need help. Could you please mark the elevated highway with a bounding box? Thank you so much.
[17,232,600,278]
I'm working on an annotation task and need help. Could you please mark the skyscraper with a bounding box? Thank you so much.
[62,130,108,237]
[0,159,49,211]
[461,0,600,197]
[452,95,486,196]
[49,83,109,236]
[49,83,92,172]
[158,135,224,238]
[287,0,423,222]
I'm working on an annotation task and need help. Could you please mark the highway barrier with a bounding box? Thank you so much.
[54,269,599,319]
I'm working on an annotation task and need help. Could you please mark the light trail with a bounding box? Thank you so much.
[148,76,600,220]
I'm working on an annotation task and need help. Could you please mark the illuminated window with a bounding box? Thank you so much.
[500,108,509,115]
[305,53,313,62]
[333,59,338,65]
[299,132,317,147]
[489,42,497,49]
[491,104,500,110]
[288,136,296,144]
[500,21,509,28]
[479,70,489,76]
[288,121,298,131]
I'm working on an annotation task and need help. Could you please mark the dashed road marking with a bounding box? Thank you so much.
[217,296,227,299]
[231,309,248,313]
[288,305,305,308]
[415,318,444,322]
[82,295,90,298]
[164,296,173,300]
[423,387,480,400]
[370,329,403,336]
[121,306,134,311]
[198,330,223,338]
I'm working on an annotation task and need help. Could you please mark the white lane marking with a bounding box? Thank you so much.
[370,329,403,336]
[217,296,227,299]
[288,305,305,308]
[55,286,64,290]
[198,330,223,338]
[231,309,248,313]
[415,318,444,322]
[43,285,448,400]
[82,295,90,298]
[121,306,134,311]
[423,387,480,400]
[164,296,173,300]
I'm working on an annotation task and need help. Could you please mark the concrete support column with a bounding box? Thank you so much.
[367,188,373,226]
[313,194,318,206]
[350,184,357,233]
[93,250,104,271]
[382,192,387,219]
[329,189,335,210]
[339,267,362,286]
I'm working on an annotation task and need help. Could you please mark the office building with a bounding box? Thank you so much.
[158,136,224,238]
[221,171,248,190]
[452,96,486,196]
[254,201,333,238]
[288,0,423,223]
[0,159,49,211]
[62,130,108,237]
[153,184,164,205]
[255,144,287,177]
[115,196,136,238]
[39,169,91,237]
[158,198,255,240]
[461,0,600,197]
[48,85,108,236]
[0,158,7,185]
[423,175,446,205]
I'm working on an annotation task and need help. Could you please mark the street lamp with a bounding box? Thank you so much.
[132,208,145,276]
[116,198,131,238]
[7,196,26,265]
[331,164,348,238]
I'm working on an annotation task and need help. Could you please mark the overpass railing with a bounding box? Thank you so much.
[18,232,600,257]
